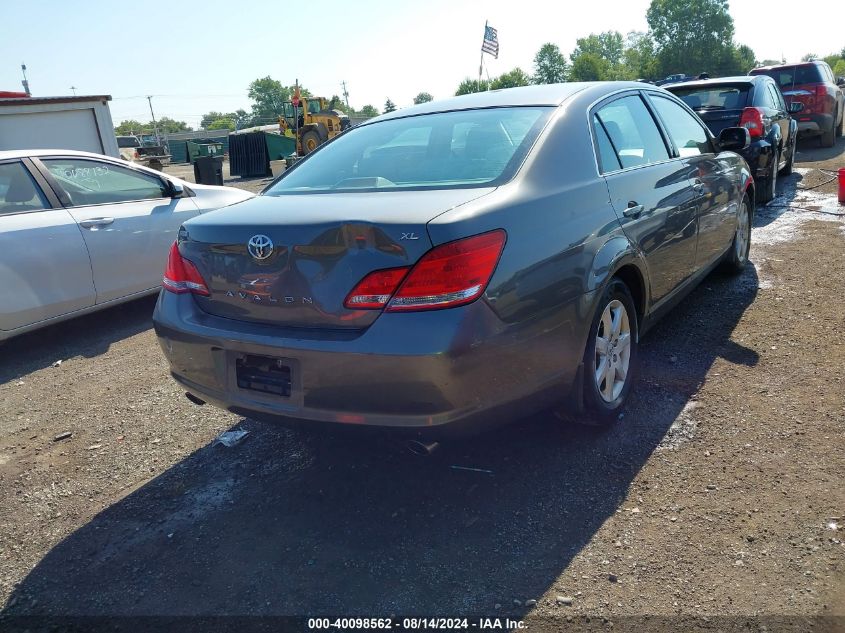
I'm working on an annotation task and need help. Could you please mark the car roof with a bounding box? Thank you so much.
[0,149,124,161]
[751,61,819,71]
[369,82,654,123]
[665,76,761,90]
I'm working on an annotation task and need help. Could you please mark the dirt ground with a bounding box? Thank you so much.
[0,136,843,631]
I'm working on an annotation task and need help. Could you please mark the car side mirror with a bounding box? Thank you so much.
[718,127,750,153]
[837,77,845,87]
[169,181,185,198]
[788,101,804,114]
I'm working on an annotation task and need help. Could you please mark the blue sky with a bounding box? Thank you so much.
[1,0,841,128]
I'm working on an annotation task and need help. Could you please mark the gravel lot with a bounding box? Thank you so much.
[1,137,843,630]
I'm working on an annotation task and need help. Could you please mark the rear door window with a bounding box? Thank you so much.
[649,95,713,157]
[0,161,49,214]
[593,95,669,169]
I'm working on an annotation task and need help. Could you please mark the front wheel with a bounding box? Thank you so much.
[581,280,639,426]
[301,130,321,155]
[721,194,751,275]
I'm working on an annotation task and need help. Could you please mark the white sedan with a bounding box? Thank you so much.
[0,149,253,341]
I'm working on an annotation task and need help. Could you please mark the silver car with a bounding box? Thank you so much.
[0,149,253,341]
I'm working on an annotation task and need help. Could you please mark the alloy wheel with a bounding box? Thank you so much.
[594,299,631,403]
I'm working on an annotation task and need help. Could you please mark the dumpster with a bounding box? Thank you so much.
[187,141,224,163]
[193,155,224,185]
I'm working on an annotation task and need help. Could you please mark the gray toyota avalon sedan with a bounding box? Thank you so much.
[153,82,754,435]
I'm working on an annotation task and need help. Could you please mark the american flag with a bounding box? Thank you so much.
[481,25,499,58]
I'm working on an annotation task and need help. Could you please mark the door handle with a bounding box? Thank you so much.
[623,202,643,218]
[692,179,705,194]
[79,217,115,229]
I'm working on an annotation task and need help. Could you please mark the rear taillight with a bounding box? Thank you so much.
[344,230,506,312]
[133,150,140,159]
[739,107,765,138]
[344,267,410,309]
[162,242,209,296]
[816,85,827,99]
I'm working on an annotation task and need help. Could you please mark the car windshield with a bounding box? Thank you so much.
[751,65,823,88]
[264,107,552,194]
[669,84,750,110]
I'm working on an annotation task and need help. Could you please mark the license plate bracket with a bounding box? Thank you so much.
[235,355,292,397]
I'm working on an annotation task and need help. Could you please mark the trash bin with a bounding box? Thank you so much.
[193,155,224,186]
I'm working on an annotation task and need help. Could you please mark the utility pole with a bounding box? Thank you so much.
[341,80,350,110]
[20,63,30,96]
[70,86,77,96]
[147,95,161,146]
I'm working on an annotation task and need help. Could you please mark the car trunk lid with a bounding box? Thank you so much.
[179,188,494,329]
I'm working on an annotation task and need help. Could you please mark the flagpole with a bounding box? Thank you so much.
[478,20,487,87]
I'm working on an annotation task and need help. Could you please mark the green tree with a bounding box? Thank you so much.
[114,120,149,136]
[569,53,610,81]
[647,0,735,76]
[731,44,757,74]
[833,60,845,77]
[359,104,379,117]
[571,31,625,66]
[208,118,236,131]
[200,111,225,129]
[328,95,346,111]
[155,117,192,133]
[823,54,841,68]
[383,99,397,113]
[490,68,531,90]
[801,53,818,62]
[533,43,568,84]
[455,78,489,95]
[623,31,659,80]
[413,92,434,104]
[759,59,782,67]
[248,76,291,122]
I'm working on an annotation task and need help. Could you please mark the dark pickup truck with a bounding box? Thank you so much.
[116,135,171,170]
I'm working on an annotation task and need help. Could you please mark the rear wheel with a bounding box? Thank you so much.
[301,130,321,155]
[580,280,638,426]
[721,194,751,275]
[759,149,778,204]
[820,112,836,147]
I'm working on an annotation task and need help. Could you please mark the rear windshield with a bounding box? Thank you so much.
[264,107,552,194]
[750,65,823,88]
[669,84,750,110]
[116,136,140,148]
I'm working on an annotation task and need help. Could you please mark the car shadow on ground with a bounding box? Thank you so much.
[0,295,157,385]
[2,265,759,621]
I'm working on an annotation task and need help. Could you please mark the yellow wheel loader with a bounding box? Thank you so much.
[279,97,351,156]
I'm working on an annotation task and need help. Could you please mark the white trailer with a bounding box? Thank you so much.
[0,95,119,158]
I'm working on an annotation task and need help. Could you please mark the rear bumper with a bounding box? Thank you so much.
[795,113,833,135]
[152,291,595,435]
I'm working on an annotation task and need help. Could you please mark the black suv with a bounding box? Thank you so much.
[750,60,845,148]
[666,75,801,203]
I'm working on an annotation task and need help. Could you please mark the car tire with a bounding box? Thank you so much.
[759,148,778,204]
[721,193,752,275]
[580,279,639,426]
[780,139,795,176]
[820,112,836,147]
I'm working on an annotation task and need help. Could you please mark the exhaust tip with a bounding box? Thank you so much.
[185,392,206,406]
[406,439,439,456]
